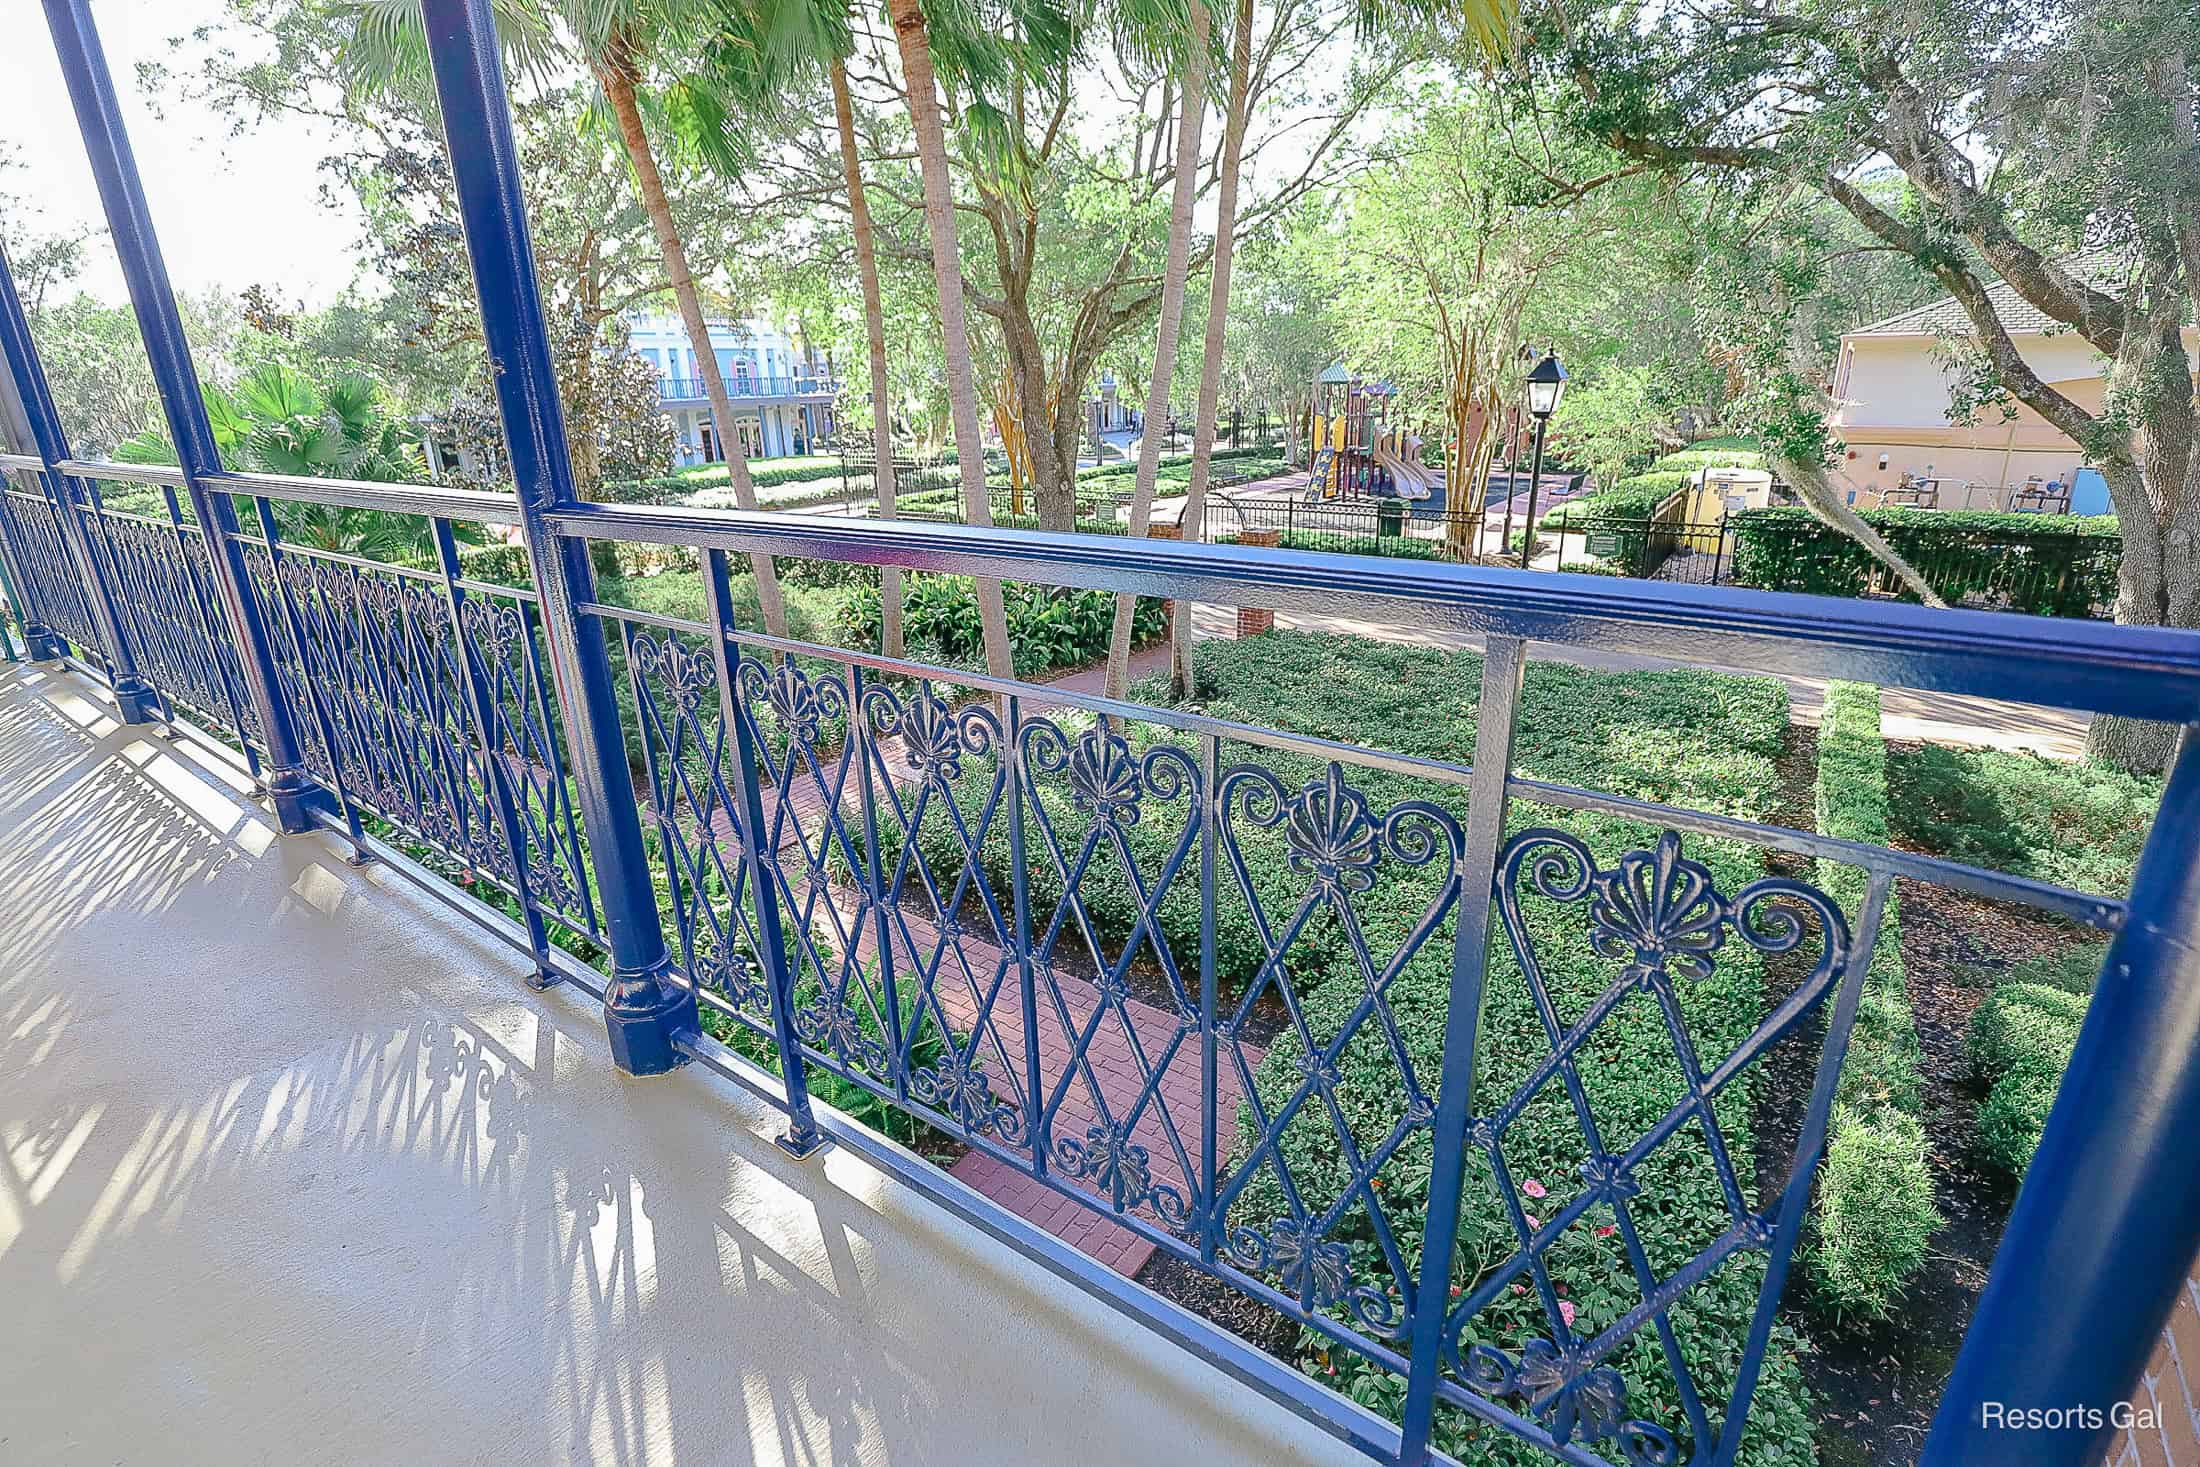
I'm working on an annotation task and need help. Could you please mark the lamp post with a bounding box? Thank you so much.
[1518,352,1568,569]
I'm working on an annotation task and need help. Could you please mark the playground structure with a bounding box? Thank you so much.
[1302,365,1441,503]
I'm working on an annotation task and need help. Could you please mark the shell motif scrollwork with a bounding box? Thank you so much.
[1504,827,1848,996]
[737,656,845,758]
[632,632,717,719]
[1224,1221,1404,1337]
[459,597,527,662]
[1051,1123,1191,1231]
[1285,765,1381,897]
[1020,717,1201,830]
[1465,1341,1679,1465]
[909,1053,1024,1143]
[795,993,892,1076]
[701,946,773,1018]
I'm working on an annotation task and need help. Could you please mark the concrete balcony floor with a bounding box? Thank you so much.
[0,663,1362,1467]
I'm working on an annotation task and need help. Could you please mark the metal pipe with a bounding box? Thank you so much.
[542,500,2200,723]
[1519,413,1550,570]
[41,0,323,828]
[0,247,157,721]
[419,0,695,1074]
[1921,725,2200,1465]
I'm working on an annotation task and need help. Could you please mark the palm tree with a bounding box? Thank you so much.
[701,0,907,658]
[1100,0,1209,701]
[884,0,1013,681]
[827,55,908,659]
[118,363,476,562]
[335,0,791,637]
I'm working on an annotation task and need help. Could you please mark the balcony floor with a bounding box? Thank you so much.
[0,663,1364,1467]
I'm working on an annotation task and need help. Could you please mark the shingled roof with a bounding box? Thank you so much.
[1847,247,2133,338]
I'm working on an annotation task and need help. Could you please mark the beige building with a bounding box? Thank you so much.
[1829,253,2187,512]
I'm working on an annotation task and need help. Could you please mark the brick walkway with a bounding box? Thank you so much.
[728,649,1258,1280]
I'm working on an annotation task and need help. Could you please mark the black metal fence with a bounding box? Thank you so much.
[1545,513,1734,584]
[1205,494,1479,559]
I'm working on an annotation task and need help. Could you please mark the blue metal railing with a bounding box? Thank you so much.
[2,2,2198,1464]
[657,373,839,401]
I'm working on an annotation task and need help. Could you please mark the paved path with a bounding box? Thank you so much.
[1165,601,2091,760]
[713,637,1246,1280]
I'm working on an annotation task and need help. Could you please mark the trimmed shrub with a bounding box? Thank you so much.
[1812,1106,1939,1315]
[1541,470,1688,528]
[1975,1067,2064,1177]
[1806,682,1940,1320]
[1968,980,2087,1176]
[1967,981,2087,1080]
[1727,507,2121,617]
[457,542,534,588]
[1888,743,2159,898]
[1983,941,2109,996]
[833,572,1164,678]
[1221,529,1444,560]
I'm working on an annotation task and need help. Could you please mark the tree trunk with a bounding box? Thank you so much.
[1102,0,1210,701]
[830,54,904,660]
[595,48,787,638]
[2086,313,2200,771]
[888,0,1013,682]
[1171,0,1254,698]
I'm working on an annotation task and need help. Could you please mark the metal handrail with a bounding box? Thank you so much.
[548,498,2200,721]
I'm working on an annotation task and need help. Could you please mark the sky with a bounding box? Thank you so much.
[0,0,365,307]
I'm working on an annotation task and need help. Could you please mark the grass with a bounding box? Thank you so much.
[1887,744,2161,896]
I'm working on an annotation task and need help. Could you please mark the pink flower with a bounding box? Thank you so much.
[1596,1224,1617,1238]
[1522,1179,1547,1199]
[1511,1283,1527,1296]
[1524,1214,1541,1230]
[1559,1301,1577,1328]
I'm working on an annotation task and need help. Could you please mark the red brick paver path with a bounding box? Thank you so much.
[727,649,1261,1280]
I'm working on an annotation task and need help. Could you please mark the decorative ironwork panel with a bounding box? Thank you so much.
[92,511,239,733]
[240,541,337,785]
[174,524,261,746]
[1016,713,1205,1232]
[1424,828,1855,1465]
[1209,758,1460,1347]
[457,591,596,935]
[624,627,777,1036]
[742,656,913,1091]
[4,488,100,656]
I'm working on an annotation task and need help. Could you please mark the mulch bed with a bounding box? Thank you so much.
[1776,739,2092,1465]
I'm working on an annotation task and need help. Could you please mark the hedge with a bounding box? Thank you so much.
[1540,469,1689,529]
[1968,981,2089,1175]
[1888,743,2159,898]
[1727,507,2122,617]
[1221,528,1444,560]
[833,571,1165,678]
[1806,683,1940,1321]
[833,633,1816,1461]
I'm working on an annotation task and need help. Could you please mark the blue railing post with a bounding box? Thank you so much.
[41,0,323,829]
[0,246,154,718]
[1921,724,2200,1466]
[421,0,696,1074]
[1397,633,1525,1464]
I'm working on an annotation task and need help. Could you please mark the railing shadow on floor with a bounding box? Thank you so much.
[0,660,1378,1466]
